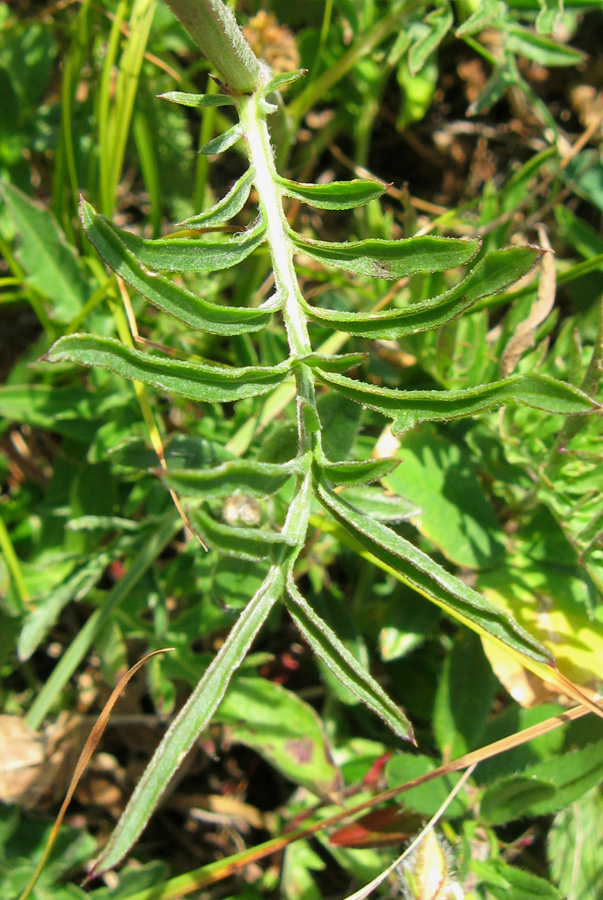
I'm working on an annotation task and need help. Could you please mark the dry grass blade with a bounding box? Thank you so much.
[17,647,174,900]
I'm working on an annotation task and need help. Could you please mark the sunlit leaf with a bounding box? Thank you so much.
[301,246,542,338]
[317,369,600,432]
[289,229,480,280]
[80,200,276,334]
[277,176,386,210]
[159,458,302,500]
[189,506,296,560]
[179,168,255,228]
[158,90,235,108]
[45,335,292,403]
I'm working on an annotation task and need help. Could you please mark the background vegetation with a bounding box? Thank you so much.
[1,0,603,898]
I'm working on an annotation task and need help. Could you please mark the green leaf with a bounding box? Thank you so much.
[536,0,564,34]
[300,351,366,373]
[289,229,480,280]
[286,579,414,742]
[105,219,267,273]
[45,335,292,403]
[159,458,302,499]
[200,124,243,155]
[178,168,255,228]
[480,776,557,825]
[93,566,285,875]
[318,457,400,486]
[339,486,420,523]
[433,631,498,760]
[317,370,600,433]
[1,182,88,323]
[385,753,468,817]
[189,506,296,560]
[263,68,307,94]
[315,482,554,666]
[456,0,508,37]
[549,787,603,900]
[473,859,562,900]
[408,2,454,75]
[80,200,276,334]
[277,176,386,210]
[216,675,344,799]
[158,90,235,108]
[383,427,506,567]
[504,23,585,66]
[301,246,542,338]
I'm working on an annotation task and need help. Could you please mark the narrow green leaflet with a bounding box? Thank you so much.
[92,566,286,876]
[263,68,307,94]
[160,458,302,500]
[317,370,600,433]
[80,201,276,334]
[45,335,292,404]
[201,124,243,155]
[408,1,454,75]
[317,457,400,486]
[289,229,480,280]
[158,90,235,108]
[277,176,386,210]
[286,579,414,742]
[179,168,255,229]
[315,482,555,666]
[189,507,297,560]
[301,351,366,373]
[301,246,542,339]
[98,217,267,274]
[504,23,585,66]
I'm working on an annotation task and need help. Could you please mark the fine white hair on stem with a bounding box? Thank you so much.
[336,763,478,900]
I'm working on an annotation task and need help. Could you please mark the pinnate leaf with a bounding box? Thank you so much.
[315,482,555,666]
[286,579,414,742]
[289,229,480,280]
[302,246,542,338]
[277,176,386,210]
[160,458,302,500]
[189,506,297,560]
[102,219,267,274]
[158,91,235,108]
[80,200,276,334]
[45,335,292,403]
[179,169,255,229]
[92,567,285,876]
[317,370,600,433]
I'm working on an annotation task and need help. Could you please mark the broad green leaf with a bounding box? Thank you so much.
[45,335,292,403]
[408,2,453,75]
[179,168,255,228]
[317,392,362,462]
[385,753,468,817]
[315,482,554,666]
[318,457,400,486]
[473,859,562,900]
[301,247,542,338]
[80,200,276,334]
[0,384,119,438]
[277,176,386,210]
[289,228,480,280]
[93,566,285,875]
[108,433,233,471]
[433,631,498,760]
[1,182,88,323]
[200,124,243,155]
[286,579,414,741]
[317,370,600,433]
[504,23,585,66]
[549,787,603,900]
[160,458,301,499]
[212,557,269,611]
[383,427,506,567]
[158,90,235,108]
[216,675,344,799]
[106,219,267,273]
[480,776,557,825]
[189,506,296,560]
